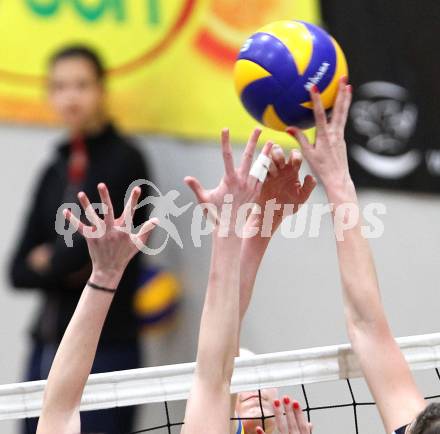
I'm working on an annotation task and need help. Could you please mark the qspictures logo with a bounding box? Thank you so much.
[55,180,387,256]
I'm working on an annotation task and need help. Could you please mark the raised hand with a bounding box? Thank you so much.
[257,145,316,223]
[256,397,312,434]
[184,128,273,231]
[181,129,273,434]
[64,183,158,279]
[286,78,352,190]
[37,184,158,434]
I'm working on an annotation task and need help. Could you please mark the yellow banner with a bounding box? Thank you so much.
[0,0,320,144]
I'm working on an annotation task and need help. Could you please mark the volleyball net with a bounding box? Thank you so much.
[1,332,440,434]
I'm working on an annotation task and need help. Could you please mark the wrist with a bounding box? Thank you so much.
[213,226,242,246]
[324,177,356,202]
[90,268,123,290]
[215,207,247,239]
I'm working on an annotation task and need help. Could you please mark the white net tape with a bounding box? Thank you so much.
[1,332,440,421]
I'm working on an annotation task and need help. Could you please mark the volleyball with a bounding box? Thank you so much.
[234,20,348,130]
[134,266,181,330]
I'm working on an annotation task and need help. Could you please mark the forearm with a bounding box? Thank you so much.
[41,269,122,415]
[229,215,278,430]
[239,212,281,323]
[196,230,242,383]
[325,180,387,331]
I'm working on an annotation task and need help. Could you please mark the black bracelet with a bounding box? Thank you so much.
[87,280,117,293]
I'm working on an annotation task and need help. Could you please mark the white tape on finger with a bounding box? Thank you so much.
[250,154,271,183]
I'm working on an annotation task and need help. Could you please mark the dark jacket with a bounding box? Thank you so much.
[9,123,150,345]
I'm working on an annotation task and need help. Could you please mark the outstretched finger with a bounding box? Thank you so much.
[240,127,262,175]
[78,191,102,228]
[123,186,142,224]
[283,396,299,433]
[299,175,317,203]
[272,145,286,170]
[292,401,309,433]
[268,159,279,178]
[221,128,235,178]
[310,85,327,134]
[248,141,273,190]
[137,217,159,244]
[272,399,288,434]
[339,84,353,130]
[330,76,348,128]
[289,149,303,181]
[184,176,207,205]
[261,139,273,157]
[286,127,313,156]
[63,208,85,236]
[98,183,114,225]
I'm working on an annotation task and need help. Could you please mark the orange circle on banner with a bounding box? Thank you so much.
[195,0,296,67]
[211,0,293,32]
[0,0,197,86]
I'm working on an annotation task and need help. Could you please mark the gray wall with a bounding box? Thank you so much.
[0,123,439,433]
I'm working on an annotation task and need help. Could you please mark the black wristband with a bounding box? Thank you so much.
[87,280,117,293]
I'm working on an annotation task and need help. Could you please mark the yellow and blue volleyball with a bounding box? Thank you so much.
[234,20,348,130]
[134,266,181,329]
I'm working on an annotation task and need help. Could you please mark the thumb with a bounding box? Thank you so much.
[184,176,206,204]
[137,217,159,244]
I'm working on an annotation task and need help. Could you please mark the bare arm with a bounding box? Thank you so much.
[229,150,316,434]
[183,232,243,434]
[326,181,425,433]
[291,80,426,433]
[239,148,316,324]
[37,184,157,434]
[182,129,272,434]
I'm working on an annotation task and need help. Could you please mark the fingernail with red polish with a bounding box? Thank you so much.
[283,397,290,405]
[274,399,281,408]
[311,84,319,94]
[293,402,300,410]
[256,428,264,434]
[346,84,353,93]
[286,127,297,137]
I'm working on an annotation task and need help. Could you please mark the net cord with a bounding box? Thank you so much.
[1,332,440,421]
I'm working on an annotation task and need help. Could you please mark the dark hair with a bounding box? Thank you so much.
[411,403,440,434]
[49,45,105,81]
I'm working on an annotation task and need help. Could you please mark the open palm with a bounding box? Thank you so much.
[64,183,158,274]
[185,128,272,224]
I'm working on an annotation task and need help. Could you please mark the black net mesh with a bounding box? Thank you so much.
[10,368,440,434]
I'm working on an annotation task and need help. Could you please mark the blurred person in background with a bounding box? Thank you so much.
[8,45,151,434]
